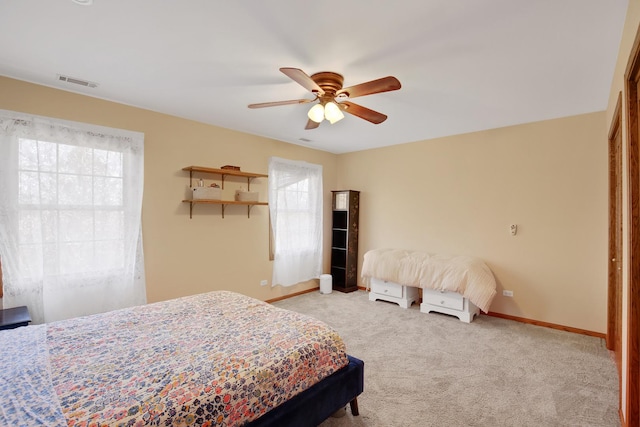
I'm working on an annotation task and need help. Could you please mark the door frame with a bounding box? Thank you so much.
[608,91,623,412]
[624,25,640,426]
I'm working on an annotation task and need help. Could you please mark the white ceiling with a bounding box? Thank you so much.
[0,0,628,154]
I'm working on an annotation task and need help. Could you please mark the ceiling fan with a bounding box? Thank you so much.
[248,67,401,130]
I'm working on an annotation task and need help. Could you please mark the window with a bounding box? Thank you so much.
[0,110,145,323]
[268,157,323,287]
[18,139,126,278]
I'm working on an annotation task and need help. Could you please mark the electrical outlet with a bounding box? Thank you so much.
[503,290,514,297]
[260,280,268,286]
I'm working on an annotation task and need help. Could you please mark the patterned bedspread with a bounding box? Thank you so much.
[0,291,349,426]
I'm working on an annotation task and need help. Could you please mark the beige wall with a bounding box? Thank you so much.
[338,112,608,333]
[0,76,609,335]
[0,76,339,303]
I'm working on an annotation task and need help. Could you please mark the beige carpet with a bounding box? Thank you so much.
[273,290,620,427]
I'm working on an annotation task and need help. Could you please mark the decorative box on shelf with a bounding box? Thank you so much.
[192,186,222,200]
[235,190,258,202]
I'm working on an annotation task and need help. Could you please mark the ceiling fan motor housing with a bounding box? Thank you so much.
[310,72,345,98]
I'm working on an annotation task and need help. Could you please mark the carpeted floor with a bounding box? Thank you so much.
[273,290,620,427]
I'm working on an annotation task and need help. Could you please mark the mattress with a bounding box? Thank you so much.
[0,290,349,426]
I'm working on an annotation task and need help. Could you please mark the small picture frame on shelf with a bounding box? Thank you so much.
[335,192,348,210]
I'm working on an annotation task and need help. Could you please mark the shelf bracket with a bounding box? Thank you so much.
[221,204,226,219]
[189,202,193,219]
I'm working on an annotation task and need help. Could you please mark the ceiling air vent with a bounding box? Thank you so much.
[57,74,98,88]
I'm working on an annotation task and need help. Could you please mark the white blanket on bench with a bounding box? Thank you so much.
[361,249,497,313]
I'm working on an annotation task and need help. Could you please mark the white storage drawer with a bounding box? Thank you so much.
[422,289,464,311]
[420,289,479,323]
[370,278,403,298]
[369,278,419,308]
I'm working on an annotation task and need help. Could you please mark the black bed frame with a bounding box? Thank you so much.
[247,355,364,427]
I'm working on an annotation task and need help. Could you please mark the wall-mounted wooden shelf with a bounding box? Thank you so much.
[182,166,268,218]
[182,199,268,218]
[182,166,267,190]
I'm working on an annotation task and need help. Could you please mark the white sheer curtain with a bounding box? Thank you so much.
[0,110,146,324]
[268,157,323,287]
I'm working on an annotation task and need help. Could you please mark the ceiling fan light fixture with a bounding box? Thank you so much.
[250,68,401,128]
[307,103,325,123]
[324,101,344,124]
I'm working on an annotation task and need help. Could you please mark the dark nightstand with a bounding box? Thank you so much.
[0,306,31,330]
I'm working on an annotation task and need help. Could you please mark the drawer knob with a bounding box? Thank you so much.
[440,300,445,305]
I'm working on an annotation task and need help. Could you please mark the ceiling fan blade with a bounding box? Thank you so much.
[280,67,325,95]
[339,101,388,124]
[305,119,320,130]
[336,76,401,99]
[248,99,313,109]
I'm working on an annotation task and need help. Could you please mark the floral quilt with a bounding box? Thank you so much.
[1,291,349,426]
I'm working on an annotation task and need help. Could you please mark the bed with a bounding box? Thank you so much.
[0,290,364,426]
[362,248,497,322]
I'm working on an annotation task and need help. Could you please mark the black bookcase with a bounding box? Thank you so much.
[331,190,360,293]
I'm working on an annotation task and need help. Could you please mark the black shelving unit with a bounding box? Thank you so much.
[330,190,360,293]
